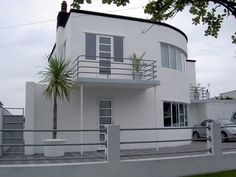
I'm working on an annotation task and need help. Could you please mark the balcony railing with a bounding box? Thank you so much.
[189,86,210,100]
[72,55,157,81]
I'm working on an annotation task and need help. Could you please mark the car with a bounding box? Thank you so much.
[192,119,236,142]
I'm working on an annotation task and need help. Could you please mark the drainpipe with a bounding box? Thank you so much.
[154,86,159,151]
[80,85,84,155]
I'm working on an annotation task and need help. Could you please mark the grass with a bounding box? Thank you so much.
[185,170,236,177]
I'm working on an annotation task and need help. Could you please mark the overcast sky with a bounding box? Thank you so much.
[0,0,235,108]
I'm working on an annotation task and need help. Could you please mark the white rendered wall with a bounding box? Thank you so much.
[189,103,207,126]
[25,82,191,154]
[64,13,187,62]
[189,100,236,125]
[186,61,196,87]
[206,100,236,120]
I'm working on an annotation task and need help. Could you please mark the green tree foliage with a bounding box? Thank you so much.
[39,56,74,139]
[71,0,236,43]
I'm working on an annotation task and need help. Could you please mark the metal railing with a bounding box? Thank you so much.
[119,126,210,159]
[1,124,235,164]
[189,86,209,100]
[72,55,157,81]
[0,128,107,163]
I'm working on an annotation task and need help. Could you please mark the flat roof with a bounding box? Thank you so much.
[69,9,188,42]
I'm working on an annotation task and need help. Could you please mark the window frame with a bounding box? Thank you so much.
[163,101,188,127]
[97,98,114,142]
[160,42,187,73]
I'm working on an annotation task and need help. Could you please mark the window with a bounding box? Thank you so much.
[98,35,113,74]
[85,33,124,62]
[98,99,113,142]
[161,43,187,72]
[163,102,188,127]
[161,44,169,68]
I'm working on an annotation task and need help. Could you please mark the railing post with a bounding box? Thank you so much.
[207,122,222,157]
[152,61,155,81]
[76,57,79,79]
[105,125,120,164]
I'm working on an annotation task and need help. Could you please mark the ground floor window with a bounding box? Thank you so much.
[98,99,113,141]
[163,101,188,127]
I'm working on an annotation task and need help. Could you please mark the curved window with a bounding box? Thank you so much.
[161,43,187,72]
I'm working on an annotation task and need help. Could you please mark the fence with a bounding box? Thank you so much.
[0,123,236,177]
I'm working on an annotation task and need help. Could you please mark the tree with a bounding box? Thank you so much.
[39,56,74,139]
[71,0,236,44]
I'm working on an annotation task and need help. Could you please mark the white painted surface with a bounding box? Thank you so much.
[206,100,236,120]
[42,139,66,157]
[25,82,191,154]
[189,100,236,125]
[189,102,207,126]
[0,107,3,156]
[1,124,236,177]
[186,61,196,87]
[25,11,195,154]
[24,82,36,155]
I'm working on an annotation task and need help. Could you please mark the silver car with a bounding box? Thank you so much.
[192,119,236,141]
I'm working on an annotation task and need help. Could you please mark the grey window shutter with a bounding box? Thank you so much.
[114,36,123,62]
[86,33,96,60]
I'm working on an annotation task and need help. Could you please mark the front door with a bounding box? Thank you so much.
[97,35,113,76]
[98,99,113,143]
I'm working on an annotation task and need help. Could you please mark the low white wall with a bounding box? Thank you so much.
[1,124,232,177]
[1,152,236,177]
[189,100,236,126]
[206,100,236,120]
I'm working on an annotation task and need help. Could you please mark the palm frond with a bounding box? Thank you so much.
[39,56,74,101]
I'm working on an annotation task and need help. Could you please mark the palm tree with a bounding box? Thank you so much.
[39,56,74,139]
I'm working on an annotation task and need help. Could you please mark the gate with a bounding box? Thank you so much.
[2,108,24,155]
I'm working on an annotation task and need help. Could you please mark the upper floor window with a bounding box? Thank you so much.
[85,33,124,62]
[161,43,187,72]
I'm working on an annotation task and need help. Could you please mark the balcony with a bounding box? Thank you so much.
[189,86,210,101]
[72,55,159,89]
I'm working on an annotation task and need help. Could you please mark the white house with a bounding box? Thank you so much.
[25,1,198,155]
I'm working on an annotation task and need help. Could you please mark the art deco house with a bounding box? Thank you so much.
[25,1,198,154]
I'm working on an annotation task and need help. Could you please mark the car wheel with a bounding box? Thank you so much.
[221,132,227,142]
[193,132,200,141]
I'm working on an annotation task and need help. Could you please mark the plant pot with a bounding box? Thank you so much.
[133,72,143,80]
[42,139,66,157]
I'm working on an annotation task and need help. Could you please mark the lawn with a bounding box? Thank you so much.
[186,170,236,177]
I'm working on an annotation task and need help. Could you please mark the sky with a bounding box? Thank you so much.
[0,0,235,108]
